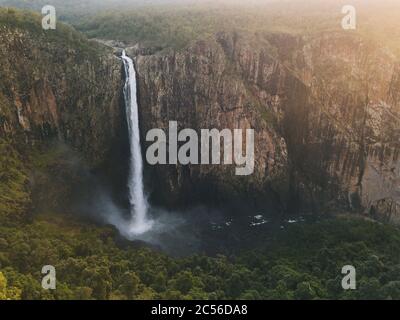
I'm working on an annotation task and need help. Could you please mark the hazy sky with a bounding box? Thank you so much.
[1,0,398,17]
[0,0,394,7]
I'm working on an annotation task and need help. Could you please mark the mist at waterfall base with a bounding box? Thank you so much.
[93,194,202,255]
[89,186,293,256]
[92,190,301,256]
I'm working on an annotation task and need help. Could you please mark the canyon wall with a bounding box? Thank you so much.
[0,19,124,166]
[134,31,400,221]
[0,14,125,217]
[134,33,295,211]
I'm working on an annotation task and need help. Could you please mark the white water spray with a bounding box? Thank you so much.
[121,50,153,235]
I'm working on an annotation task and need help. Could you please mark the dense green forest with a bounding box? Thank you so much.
[1,138,400,299]
[1,136,400,300]
[2,207,400,299]
[74,2,400,54]
[2,0,400,52]
[75,6,339,50]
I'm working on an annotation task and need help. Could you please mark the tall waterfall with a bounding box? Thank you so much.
[121,50,153,235]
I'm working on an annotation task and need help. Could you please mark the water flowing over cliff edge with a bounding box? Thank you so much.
[121,50,153,235]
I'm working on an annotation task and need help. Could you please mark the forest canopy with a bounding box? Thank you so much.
[2,0,400,53]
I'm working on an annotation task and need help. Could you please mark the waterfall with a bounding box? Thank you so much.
[121,50,153,235]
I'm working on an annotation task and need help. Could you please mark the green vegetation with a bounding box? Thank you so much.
[0,140,30,219]
[3,1,400,54]
[1,207,400,300]
[75,6,315,50]
[72,1,400,56]
[2,140,399,300]
[0,7,106,56]
[0,271,21,299]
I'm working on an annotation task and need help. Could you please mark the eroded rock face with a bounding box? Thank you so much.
[0,22,128,217]
[135,31,400,221]
[287,32,400,222]
[134,32,305,210]
[0,26,124,166]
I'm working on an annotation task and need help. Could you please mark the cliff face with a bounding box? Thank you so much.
[135,31,400,221]
[0,15,125,217]
[288,32,400,222]
[134,33,297,210]
[0,22,124,166]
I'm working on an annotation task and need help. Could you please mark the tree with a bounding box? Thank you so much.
[21,276,53,300]
[294,282,317,300]
[74,287,93,300]
[172,271,194,295]
[119,272,141,299]
[240,290,262,300]
[268,280,294,300]
[0,272,7,300]
[382,281,400,300]
[152,271,167,292]
[357,278,384,300]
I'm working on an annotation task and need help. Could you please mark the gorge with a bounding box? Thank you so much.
[1,2,400,300]
[1,9,400,228]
